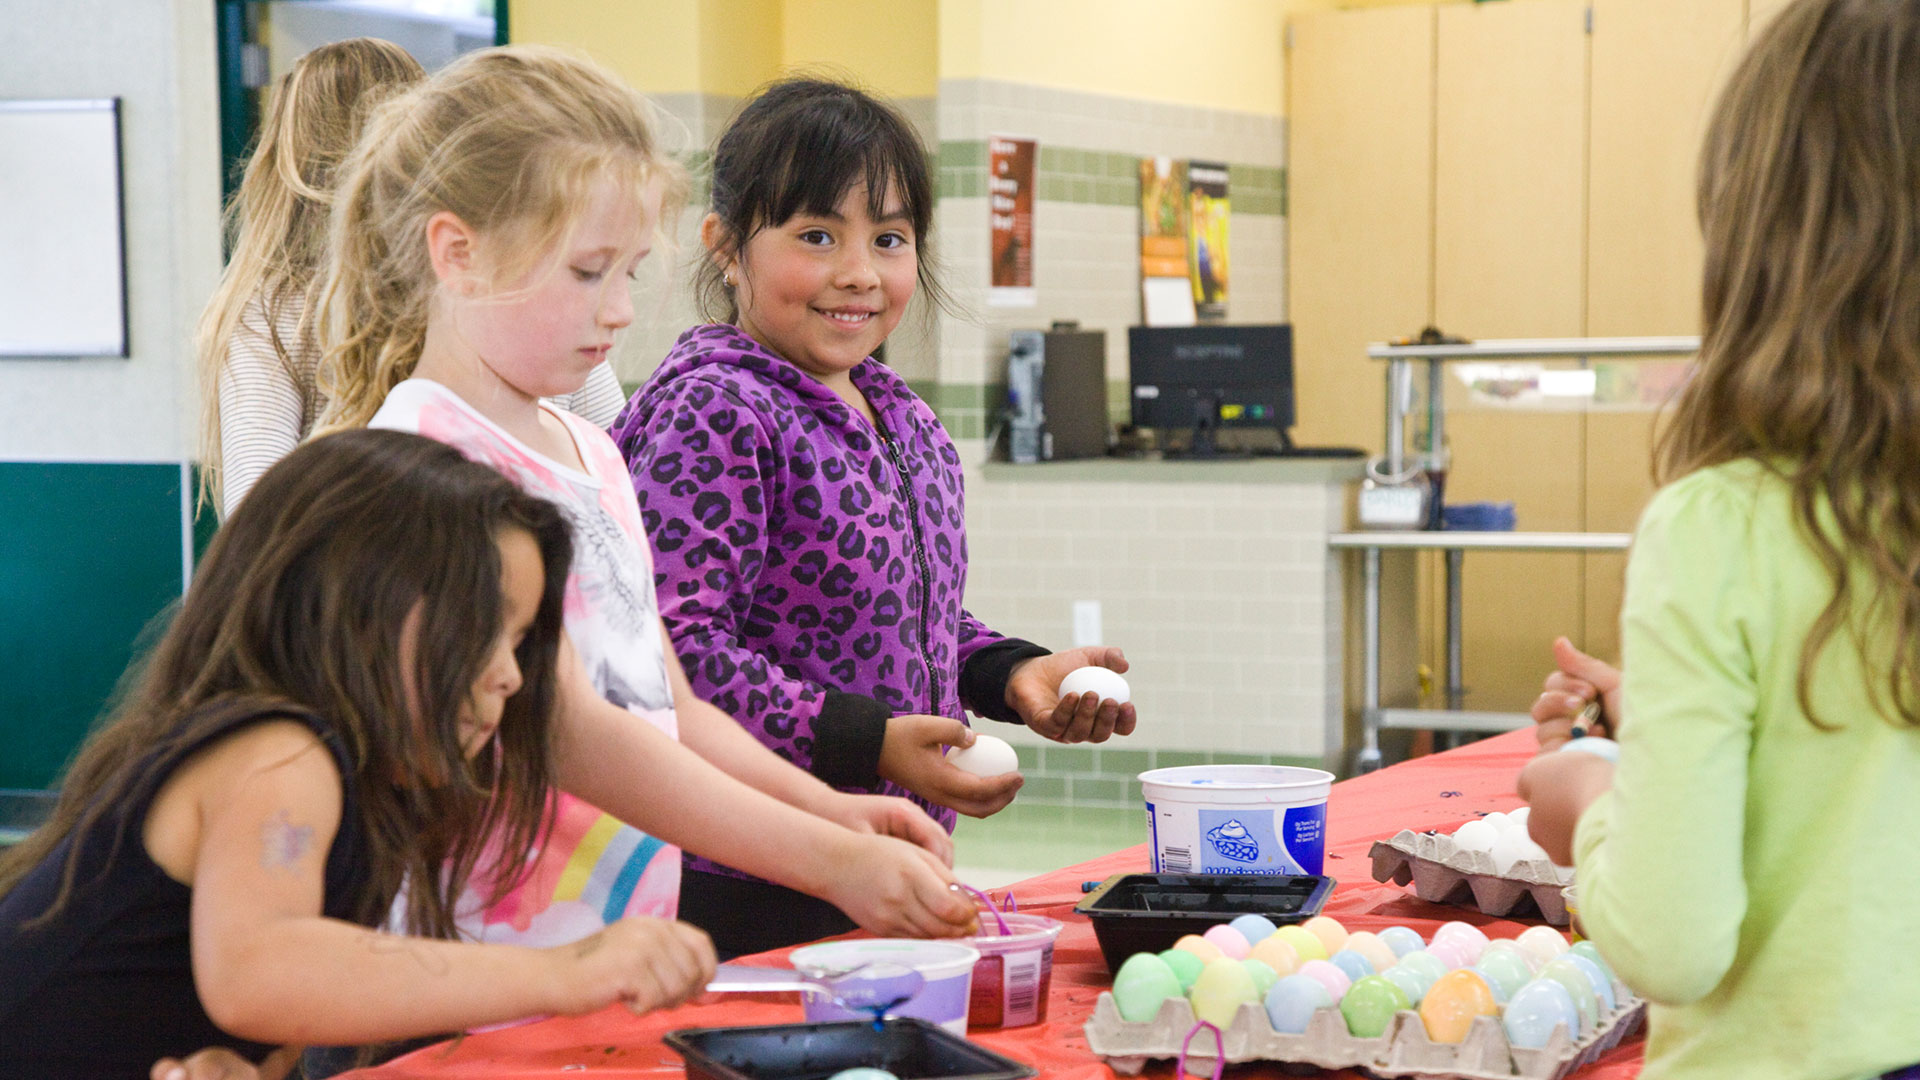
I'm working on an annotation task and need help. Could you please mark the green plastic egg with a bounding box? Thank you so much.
[1158,947,1205,992]
[1112,951,1184,1022]
[1340,974,1411,1038]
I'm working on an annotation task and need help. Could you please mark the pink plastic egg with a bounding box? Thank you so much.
[1423,937,1475,970]
[1432,922,1488,965]
[1295,958,1353,1003]
[1202,924,1252,960]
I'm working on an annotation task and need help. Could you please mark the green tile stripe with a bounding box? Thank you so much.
[938,141,1287,217]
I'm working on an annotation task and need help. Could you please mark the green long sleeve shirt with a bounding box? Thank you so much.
[1575,459,1920,1080]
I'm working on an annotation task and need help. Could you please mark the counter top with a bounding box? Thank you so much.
[979,455,1366,484]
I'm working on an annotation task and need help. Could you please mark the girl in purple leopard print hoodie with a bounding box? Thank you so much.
[612,79,1137,957]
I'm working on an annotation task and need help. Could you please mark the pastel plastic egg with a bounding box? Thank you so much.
[1473,948,1534,1001]
[1502,977,1580,1049]
[1377,925,1426,957]
[1057,665,1130,704]
[1561,954,1616,1012]
[1467,964,1512,1005]
[1173,934,1225,962]
[1423,937,1474,970]
[1416,969,1499,1043]
[1228,913,1279,944]
[1568,941,1615,983]
[1481,810,1512,833]
[1301,915,1349,956]
[1343,931,1399,973]
[1189,956,1260,1027]
[1240,957,1279,998]
[1264,973,1334,1034]
[1394,950,1448,994]
[1112,952,1183,1022]
[1327,948,1374,983]
[1432,922,1489,964]
[1492,828,1552,874]
[945,733,1019,776]
[1517,926,1571,966]
[1249,934,1302,977]
[1272,924,1329,963]
[1202,924,1252,960]
[1158,947,1205,991]
[1451,819,1500,853]
[1339,974,1411,1038]
[1536,958,1598,1033]
[1295,958,1353,1003]
[1482,939,1542,973]
[1381,964,1429,1005]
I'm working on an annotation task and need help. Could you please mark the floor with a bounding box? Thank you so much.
[950,802,1145,890]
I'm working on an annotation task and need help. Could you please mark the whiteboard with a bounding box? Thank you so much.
[0,100,128,358]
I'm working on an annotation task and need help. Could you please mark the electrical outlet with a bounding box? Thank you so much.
[1072,600,1103,647]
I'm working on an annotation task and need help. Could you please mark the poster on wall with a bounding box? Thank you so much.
[988,134,1036,307]
[1138,156,1196,327]
[1187,160,1229,319]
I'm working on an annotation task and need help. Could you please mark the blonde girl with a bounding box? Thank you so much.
[1520,1,1920,1077]
[0,429,715,1078]
[313,46,975,952]
[196,38,624,518]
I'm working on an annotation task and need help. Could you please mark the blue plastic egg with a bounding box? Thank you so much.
[1264,973,1335,1034]
[1502,978,1580,1049]
[1328,948,1376,983]
[1228,913,1279,944]
[1561,954,1616,1012]
[1377,925,1427,957]
[1381,963,1429,1006]
[1467,964,1511,1005]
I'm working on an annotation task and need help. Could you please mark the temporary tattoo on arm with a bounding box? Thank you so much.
[259,809,315,872]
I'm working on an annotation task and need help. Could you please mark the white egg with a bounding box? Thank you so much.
[1481,811,1512,833]
[1451,819,1500,853]
[947,732,1020,776]
[1058,666,1131,705]
[1490,827,1550,874]
[1507,806,1531,833]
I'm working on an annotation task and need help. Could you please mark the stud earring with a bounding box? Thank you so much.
[723,268,736,288]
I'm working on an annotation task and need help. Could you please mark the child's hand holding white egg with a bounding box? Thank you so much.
[946,732,1020,777]
[1002,647,1140,744]
[1058,665,1131,705]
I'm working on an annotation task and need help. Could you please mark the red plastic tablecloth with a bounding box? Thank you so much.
[343,728,1644,1079]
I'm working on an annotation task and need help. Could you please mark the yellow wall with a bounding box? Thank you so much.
[939,0,1290,116]
[512,0,704,93]
[701,0,784,97]
[783,0,937,98]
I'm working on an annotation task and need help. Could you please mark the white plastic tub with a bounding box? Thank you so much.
[790,938,981,1036]
[1139,764,1335,876]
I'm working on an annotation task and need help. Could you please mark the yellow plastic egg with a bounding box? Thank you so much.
[1173,933,1225,962]
[1271,924,1329,963]
[1302,915,1349,956]
[1417,969,1499,1043]
[1188,956,1260,1028]
[1249,934,1303,977]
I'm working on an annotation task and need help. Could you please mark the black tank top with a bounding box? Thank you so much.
[0,702,371,1079]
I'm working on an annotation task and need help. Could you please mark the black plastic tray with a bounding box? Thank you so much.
[1075,872,1336,973]
[663,1017,1037,1080]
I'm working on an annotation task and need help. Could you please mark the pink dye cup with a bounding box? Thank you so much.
[963,912,1064,1028]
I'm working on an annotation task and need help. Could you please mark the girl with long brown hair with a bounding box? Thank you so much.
[0,430,714,1079]
[1520,1,1920,1076]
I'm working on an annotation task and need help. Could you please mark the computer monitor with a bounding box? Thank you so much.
[1128,324,1295,456]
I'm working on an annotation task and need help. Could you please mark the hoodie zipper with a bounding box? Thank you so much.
[873,419,943,715]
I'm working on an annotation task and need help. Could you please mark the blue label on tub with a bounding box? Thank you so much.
[1195,806,1325,875]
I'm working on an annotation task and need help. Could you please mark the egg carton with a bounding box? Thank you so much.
[1084,986,1644,1080]
[1369,831,1576,926]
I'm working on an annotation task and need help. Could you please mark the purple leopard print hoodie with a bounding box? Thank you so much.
[612,324,1044,875]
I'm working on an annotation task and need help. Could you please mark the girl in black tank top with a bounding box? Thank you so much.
[0,430,714,1078]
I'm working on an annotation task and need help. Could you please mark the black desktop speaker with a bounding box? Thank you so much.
[1007,328,1109,461]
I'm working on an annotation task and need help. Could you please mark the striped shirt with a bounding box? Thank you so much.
[216,293,630,517]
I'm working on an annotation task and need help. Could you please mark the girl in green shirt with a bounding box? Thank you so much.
[1522,2,1920,1078]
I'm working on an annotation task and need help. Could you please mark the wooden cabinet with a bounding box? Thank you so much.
[1290,0,1746,716]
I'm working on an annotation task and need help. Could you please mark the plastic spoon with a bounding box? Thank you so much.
[705,962,925,1027]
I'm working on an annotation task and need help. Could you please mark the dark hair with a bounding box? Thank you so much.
[0,429,573,939]
[696,77,948,323]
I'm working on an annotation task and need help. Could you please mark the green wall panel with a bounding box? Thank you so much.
[1,462,187,790]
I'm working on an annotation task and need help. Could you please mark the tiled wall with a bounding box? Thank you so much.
[961,460,1357,801]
